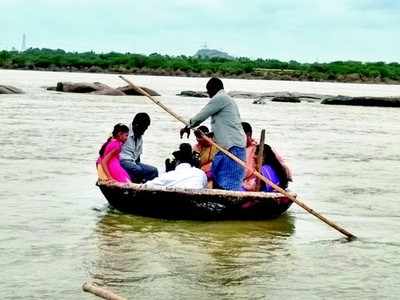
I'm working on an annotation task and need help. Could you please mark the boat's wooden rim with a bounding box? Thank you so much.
[97,180,296,200]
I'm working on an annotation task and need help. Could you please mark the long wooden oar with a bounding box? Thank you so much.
[255,129,266,192]
[119,75,356,240]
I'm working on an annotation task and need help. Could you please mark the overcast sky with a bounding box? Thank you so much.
[1,0,399,62]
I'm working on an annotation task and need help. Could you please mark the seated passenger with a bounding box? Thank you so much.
[120,113,158,183]
[241,122,293,191]
[97,123,131,184]
[145,143,207,189]
[192,125,218,180]
[257,144,289,192]
[241,122,258,191]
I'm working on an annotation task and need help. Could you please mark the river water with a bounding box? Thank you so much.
[1,70,399,299]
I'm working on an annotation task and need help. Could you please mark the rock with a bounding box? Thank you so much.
[253,98,267,104]
[56,82,111,93]
[0,85,24,94]
[228,91,265,99]
[228,91,331,101]
[47,82,160,96]
[90,89,125,96]
[177,90,333,102]
[177,90,208,98]
[116,85,160,96]
[321,95,400,107]
[271,96,301,103]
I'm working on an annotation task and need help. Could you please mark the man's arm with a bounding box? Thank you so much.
[189,97,228,128]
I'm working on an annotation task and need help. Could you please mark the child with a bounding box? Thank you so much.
[146,143,207,189]
[192,126,218,187]
[97,123,131,184]
[257,144,289,192]
[241,122,258,191]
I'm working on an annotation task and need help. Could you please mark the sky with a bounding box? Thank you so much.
[1,0,399,62]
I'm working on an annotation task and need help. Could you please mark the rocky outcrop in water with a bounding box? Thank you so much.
[229,91,331,101]
[228,91,265,99]
[46,82,160,96]
[253,96,302,104]
[177,90,335,106]
[253,98,267,104]
[91,89,125,96]
[321,96,400,107]
[55,82,111,93]
[0,85,24,94]
[177,91,208,98]
[117,85,160,96]
[177,90,332,102]
[271,96,301,103]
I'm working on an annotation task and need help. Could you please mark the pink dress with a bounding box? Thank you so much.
[98,139,130,183]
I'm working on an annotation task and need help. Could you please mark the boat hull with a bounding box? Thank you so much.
[98,183,293,220]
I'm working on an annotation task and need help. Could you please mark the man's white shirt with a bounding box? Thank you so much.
[144,163,207,189]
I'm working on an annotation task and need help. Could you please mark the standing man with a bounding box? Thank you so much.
[180,78,246,191]
[120,112,158,183]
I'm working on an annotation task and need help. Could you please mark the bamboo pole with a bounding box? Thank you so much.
[118,75,356,240]
[82,282,127,300]
[255,129,266,192]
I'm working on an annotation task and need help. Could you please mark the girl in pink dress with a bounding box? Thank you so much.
[98,124,131,183]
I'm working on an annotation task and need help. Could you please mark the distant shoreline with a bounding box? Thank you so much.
[1,66,399,86]
[1,49,400,85]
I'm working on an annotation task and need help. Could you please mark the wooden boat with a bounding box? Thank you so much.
[98,181,294,220]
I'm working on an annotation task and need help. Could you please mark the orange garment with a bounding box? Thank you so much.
[96,163,109,181]
[242,139,258,191]
[193,143,218,174]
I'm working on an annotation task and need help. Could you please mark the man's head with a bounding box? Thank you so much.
[132,112,151,137]
[242,122,253,146]
[206,77,224,98]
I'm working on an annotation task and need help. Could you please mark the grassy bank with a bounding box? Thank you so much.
[1,48,400,84]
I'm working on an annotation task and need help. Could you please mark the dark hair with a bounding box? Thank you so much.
[257,144,288,189]
[132,112,151,127]
[173,143,194,163]
[99,123,129,157]
[206,77,224,92]
[242,122,252,136]
[198,125,209,134]
[170,143,200,168]
[195,125,214,138]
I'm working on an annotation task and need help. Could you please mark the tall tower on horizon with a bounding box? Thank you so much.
[21,33,26,52]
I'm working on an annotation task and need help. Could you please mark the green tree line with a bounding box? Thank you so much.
[1,48,399,82]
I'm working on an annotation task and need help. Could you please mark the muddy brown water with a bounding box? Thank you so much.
[1,70,399,299]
